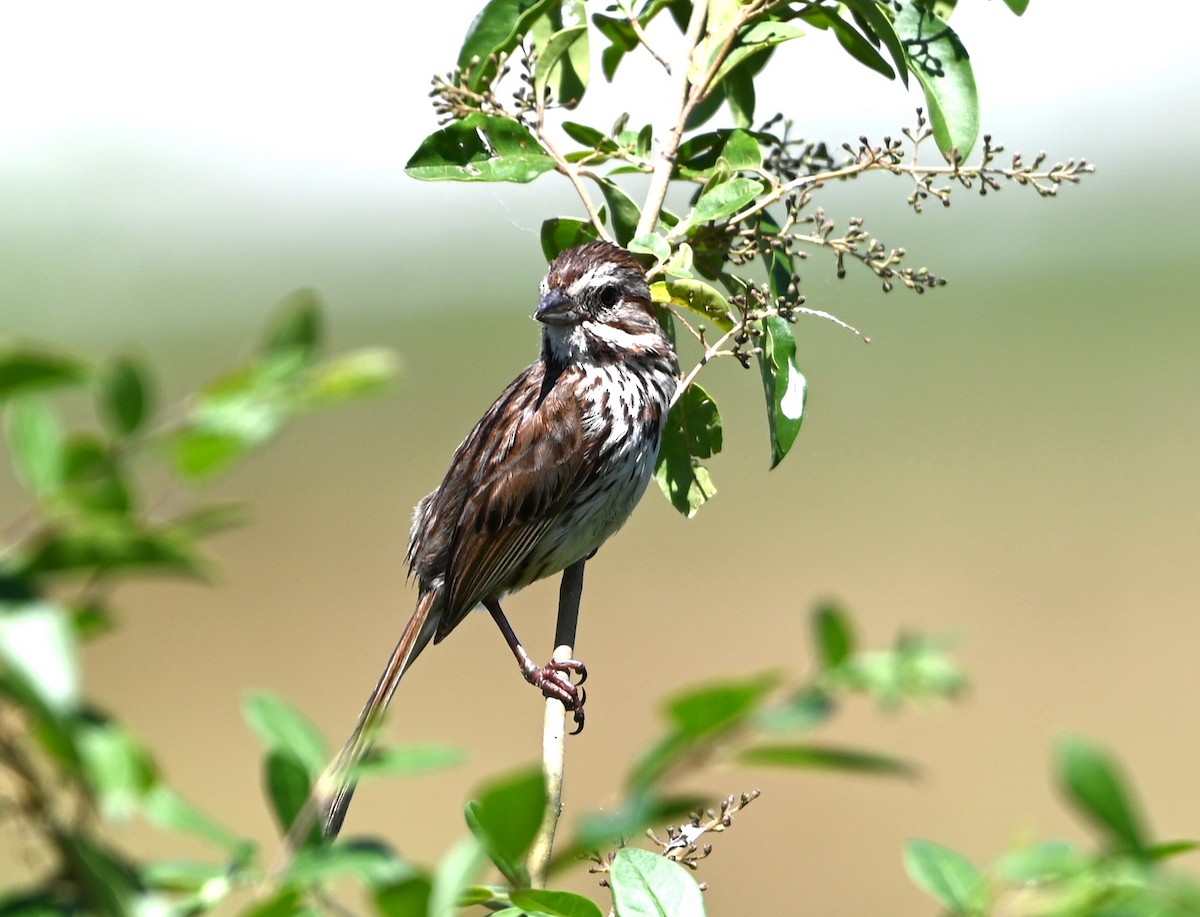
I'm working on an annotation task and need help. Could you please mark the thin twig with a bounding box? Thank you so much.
[670,323,741,409]
[623,6,672,74]
[536,96,611,240]
[675,151,1093,244]
[0,716,75,869]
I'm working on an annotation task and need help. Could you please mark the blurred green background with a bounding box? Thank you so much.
[1,1,1197,913]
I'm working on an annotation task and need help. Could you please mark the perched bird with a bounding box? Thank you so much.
[298,241,678,844]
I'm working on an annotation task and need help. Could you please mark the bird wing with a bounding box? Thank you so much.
[434,363,588,641]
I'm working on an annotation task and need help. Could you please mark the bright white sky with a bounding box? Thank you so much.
[0,1,1196,176]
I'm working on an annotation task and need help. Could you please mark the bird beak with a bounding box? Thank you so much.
[534,288,579,325]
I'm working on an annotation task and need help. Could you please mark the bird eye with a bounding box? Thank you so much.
[598,284,620,307]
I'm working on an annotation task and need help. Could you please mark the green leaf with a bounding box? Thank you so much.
[676,129,766,180]
[679,177,763,234]
[141,859,232,894]
[0,892,75,915]
[1002,0,1029,13]
[625,735,690,791]
[813,603,855,668]
[533,26,588,109]
[610,847,706,917]
[572,793,705,850]
[458,0,558,91]
[20,520,207,579]
[4,399,63,498]
[406,114,556,184]
[831,15,894,79]
[1146,839,1200,861]
[711,21,804,88]
[61,435,132,515]
[650,280,734,332]
[142,785,252,856]
[0,602,79,714]
[457,885,503,908]
[737,743,915,776]
[241,888,303,917]
[723,64,755,129]
[244,692,328,776]
[654,384,721,517]
[100,355,153,436]
[264,750,313,837]
[665,673,780,740]
[261,289,322,363]
[561,121,619,153]
[60,832,141,916]
[374,872,434,917]
[166,501,249,540]
[76,717,158,819]
[804,7,894,79]
[839,633,967,707]
[0,346,88,401]
[287,839,410,887]
[509,888,603,917]
[352,744,466,780]
[170,430,247,480]
[894,2,979,158]
[1056,736,1148,854]
[662,244,694,280]
[68,601,115,641]
[843,0,909,86]
[542,218,601,261]
[629,233,670,265]
[463,767,545,887]
[998,841,1086,884]
[761,209,794,298]
[596,180,641,247]
[634,123,653,159]
[904,839,986,915]
[756,316,806,469]
[721,129,763,170]
[303,348,397,406]
[683,82,726,131]
[430,836,487,917]
[170,354,310,481]
[694,0,744,79]
[591,14,638,81]
[755,687,835,733]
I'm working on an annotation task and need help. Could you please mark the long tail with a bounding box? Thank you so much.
[275,590,438,868]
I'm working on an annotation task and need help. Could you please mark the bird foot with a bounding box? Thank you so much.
[523,659,588,734]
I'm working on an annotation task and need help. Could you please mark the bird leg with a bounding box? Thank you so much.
[485,599,587,734]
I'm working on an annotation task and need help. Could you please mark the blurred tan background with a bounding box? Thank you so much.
[2,1,1198,913]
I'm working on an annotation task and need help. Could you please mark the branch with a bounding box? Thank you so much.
[636,0,775,240]
[528,558,586,887]
[0,714,77,871]
[635,0,709,240]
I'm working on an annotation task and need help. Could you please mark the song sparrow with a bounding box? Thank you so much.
[300,241,678,843]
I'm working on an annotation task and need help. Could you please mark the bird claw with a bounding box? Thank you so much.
[525,659,588,733]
